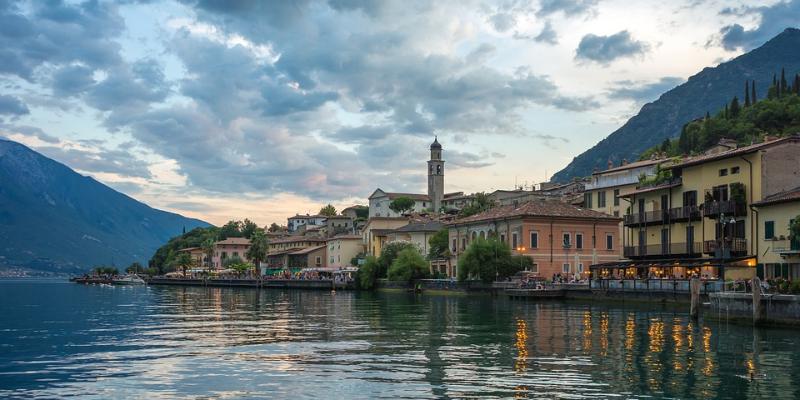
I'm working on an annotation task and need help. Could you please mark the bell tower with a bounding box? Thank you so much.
[427,137,444,212]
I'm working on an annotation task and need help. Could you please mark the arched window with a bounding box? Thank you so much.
[437,165,442,174]
[479,231,485,239]
[471,231,477,241]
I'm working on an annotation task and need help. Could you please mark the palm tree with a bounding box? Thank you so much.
[202,238,216,271]
[176,252,193,277]
[246,231,269,277]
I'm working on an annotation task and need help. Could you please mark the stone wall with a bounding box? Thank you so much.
[709,292,800,326]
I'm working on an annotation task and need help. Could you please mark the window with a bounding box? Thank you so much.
[719,168,728,176]
[578,263,584,273]
[606,234,614,250]
[598,191,606,208]
[765,221,775,239]
[731,166,740,174]
[530,232,539,248]
[500,234,506,243]
[683,190,698,207]
[584,192,593,209]
[531,264,539,273]
[562,263,570,273]
[576,234,583,249]
[423,202,426,207]
[562,233,571,248]
[330,257,334,263]
[613,210,620,217]
[452,239,457,252]
[461,238,466,250]
[512,233,518,249]
[315,256,321,266]
[613,189,620,206]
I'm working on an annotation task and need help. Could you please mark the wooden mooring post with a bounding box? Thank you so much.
[690,278,700,320]
[752,276,763,325]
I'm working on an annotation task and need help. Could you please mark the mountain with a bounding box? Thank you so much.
[552,28,800,182]
[0,138,210,273]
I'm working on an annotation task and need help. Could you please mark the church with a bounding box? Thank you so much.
[367,137,450,218]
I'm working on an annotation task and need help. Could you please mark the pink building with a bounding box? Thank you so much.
[212,237,251,269]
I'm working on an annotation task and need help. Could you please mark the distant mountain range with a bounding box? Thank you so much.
[552,28,800,182]
[0,138,210,273]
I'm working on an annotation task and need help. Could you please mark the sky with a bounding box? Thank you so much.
[0,0,797,226]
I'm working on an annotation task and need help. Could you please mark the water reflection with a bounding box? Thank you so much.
[2,280,800,399]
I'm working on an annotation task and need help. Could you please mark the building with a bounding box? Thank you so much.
[212,237,251,269]
[447,200,622,279]
[288,245,326,269]
[324,215,355,237]
[386,221,444,256]
[177,247,206,268]
[266,236,327,269]
[341,205,366,220]
[441,192,475,211]
[583,158,666,218]
[362,217,409,257]
[609,136,800,281]
[367,138,447,217]
[326,235,365,269]
[752,187,800,279]
[287,214,327,232]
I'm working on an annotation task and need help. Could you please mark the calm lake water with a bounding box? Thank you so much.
[1,280,799,399]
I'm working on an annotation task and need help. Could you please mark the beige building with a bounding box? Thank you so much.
[266,236,326,269]
[752,187,800,279]
[177,247,206,268]
[386,221,444,256]
[288,245,326,269]
[326,235,365,269]
[324,215,355,237]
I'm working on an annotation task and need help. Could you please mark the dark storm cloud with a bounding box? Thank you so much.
[51,64,96,96]
[607,77,685,103]
[0,94,29,115]
[575,30,650,64]
[715,0,800,51]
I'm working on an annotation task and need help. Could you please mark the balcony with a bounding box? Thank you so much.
[702,200,747,218]
[623,209,668,226]
[703,238,748,257]
[668,205,701,222]
[623,242,703,258]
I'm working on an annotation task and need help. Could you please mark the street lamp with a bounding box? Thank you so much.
[719,213,737,283]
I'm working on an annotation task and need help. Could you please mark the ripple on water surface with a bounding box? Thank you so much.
[1,280,800,399]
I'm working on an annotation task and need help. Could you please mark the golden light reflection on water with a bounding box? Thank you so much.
[702,326,715,377]
[599,312,609,357]
[624,314,636,374]
[515,318,529,374]
[646,319,665,391]
[671,320,684,372]
[582,311,592,353]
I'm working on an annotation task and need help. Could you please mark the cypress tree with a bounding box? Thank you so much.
[794,74,800,95]
[781,68,787,96]
[730,96,740,118]
[773,73,777,87]
[705,111,710,119]
[751,80,757,103]
[744,81,751,107]
[724,103,729,119]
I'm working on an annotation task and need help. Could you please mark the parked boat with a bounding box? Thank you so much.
[112,274,146,285]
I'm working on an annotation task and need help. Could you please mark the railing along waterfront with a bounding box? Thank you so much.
[623,242,703,258]
[591,278,723,293]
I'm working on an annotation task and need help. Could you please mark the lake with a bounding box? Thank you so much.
[1,279,799,399]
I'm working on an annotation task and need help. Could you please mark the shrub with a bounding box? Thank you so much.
[357,256,380,290]
[387,248,429,283]
[457,238,527,283]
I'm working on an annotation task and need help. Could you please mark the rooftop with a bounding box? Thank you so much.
[753,186,800,207]
[593,158,665,175]
[215,237,251,245]
[327,234,362,241]
[289,245,327,255]
[392,221,444,233]
[668,135,800,169]
[451,200,619,225]
[270,235,326,244]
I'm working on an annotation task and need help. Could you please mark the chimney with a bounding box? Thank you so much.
[607,159,613,170]
[622,158,629,166]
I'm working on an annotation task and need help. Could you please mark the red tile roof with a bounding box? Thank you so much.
[289,245,326,255]
[753,187,800,207]
[270,236,326,244]
[215,238,251,245]
[451,200,619,225]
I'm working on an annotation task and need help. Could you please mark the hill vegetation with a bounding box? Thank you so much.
[641,69,800,159]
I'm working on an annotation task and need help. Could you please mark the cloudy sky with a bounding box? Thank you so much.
[0,0,796,226]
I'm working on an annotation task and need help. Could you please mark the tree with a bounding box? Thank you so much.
[223,256,243,269]
[241,218,260,239]
[457,238,525,283]
[377,241,418,277]
[744,81,750,107]
[246,231,269,276]
[752,80,757,103]
[659,138,670,153]
[780,67,787,96]
[93,266,119,276]
[126,262,143,274]
[319,204,338,216]
[268,223,283,232]
[387,248,429,283]
[229,261,253,277]
[219,220,243,239]
[428,228,450,260]
[789,217,800,244]
[729,96,740,118]
[175,252,193,277]
[202,238,216,269]
[389,197,416,215]
[459,192,496,218]
[357,256,380,290]
[795,74,800,95]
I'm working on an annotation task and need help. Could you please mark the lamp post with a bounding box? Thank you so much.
[719,213,737,283]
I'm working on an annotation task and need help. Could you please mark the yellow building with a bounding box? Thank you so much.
[610,136,800,281]
[362,217,408,257]
[752,188,800,278]
[584,158,667,218]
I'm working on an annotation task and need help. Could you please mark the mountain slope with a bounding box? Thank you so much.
[0,138,210,273]
[552,28,800,182]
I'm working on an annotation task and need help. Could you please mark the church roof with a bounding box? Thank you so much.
[430,136,442,149]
